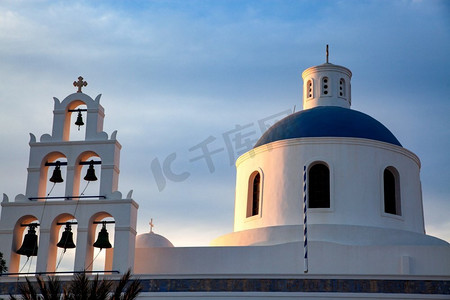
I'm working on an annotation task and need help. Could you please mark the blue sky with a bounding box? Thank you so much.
[0,0,449,253]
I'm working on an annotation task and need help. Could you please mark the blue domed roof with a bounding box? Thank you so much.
[254,106,402,148]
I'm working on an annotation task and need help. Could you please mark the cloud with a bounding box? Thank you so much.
[0,0,449,250]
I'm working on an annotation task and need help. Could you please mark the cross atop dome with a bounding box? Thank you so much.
[150,218,154,233]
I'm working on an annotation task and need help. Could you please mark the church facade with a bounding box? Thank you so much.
[0,57,449,299]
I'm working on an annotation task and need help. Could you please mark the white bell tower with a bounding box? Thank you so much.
[0,77,138,275]
[24,76,121,200]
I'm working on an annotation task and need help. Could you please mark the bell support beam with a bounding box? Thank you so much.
[56,221,78,225]
[45,162,68,166]
[67,109,87,112]
[20,223,40,227]
[43,161,101,166]
[28,196,107,200]
[79,161,101,165]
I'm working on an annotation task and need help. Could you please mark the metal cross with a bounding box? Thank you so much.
[326,44,329,63]
[149,218,154,233]
[73,76,88,93]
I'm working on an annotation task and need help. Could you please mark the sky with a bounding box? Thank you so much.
[0,0,449,269]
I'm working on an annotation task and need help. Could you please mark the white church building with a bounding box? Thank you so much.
[0,56,449,299]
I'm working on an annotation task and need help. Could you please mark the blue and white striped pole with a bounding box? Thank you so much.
[303,165,308,273]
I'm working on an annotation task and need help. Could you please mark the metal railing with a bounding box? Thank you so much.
[0,270,120,276]
[28,195,106,200]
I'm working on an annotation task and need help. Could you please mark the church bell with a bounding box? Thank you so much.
[49,161,64,183]
[57,223,76,250]
[17,225,39,257]
[74,110,84,130]
[93,223,112,249]
[84,160,98,181]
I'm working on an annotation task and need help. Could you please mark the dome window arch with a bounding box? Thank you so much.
[383,167,401,216]
[321,77,330,97]
[308,163,330,208]
[247,171,262,218]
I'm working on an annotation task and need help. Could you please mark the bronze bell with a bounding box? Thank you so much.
[74,111,84,130]
[49,161,64,183]
[17,225,38,257]
[84,160,98,182]
[57,223,76,250]
[93,223,112,249]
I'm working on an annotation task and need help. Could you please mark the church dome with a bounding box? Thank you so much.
[135,231,174,248]
[254,106,402,148]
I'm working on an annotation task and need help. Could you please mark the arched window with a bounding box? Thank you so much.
[247,172,261,217]
[339,78,346,98]
[321,77,329,96]
[308,163,330,208]
[384,167,401,215]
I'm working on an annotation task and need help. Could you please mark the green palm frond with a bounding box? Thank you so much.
[9,269,141,300]
[111,270,142,300]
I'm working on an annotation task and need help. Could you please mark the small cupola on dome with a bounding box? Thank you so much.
[302,45,352,110]
[135,219,174,248]
[254,47,402,148]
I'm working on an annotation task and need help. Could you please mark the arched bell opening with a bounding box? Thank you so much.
[41,152,68,200]
[10,215,40,274]
[86,213,115,274]
[74,151,102,199]
[64,100,87,141]
[49,214,77,273]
